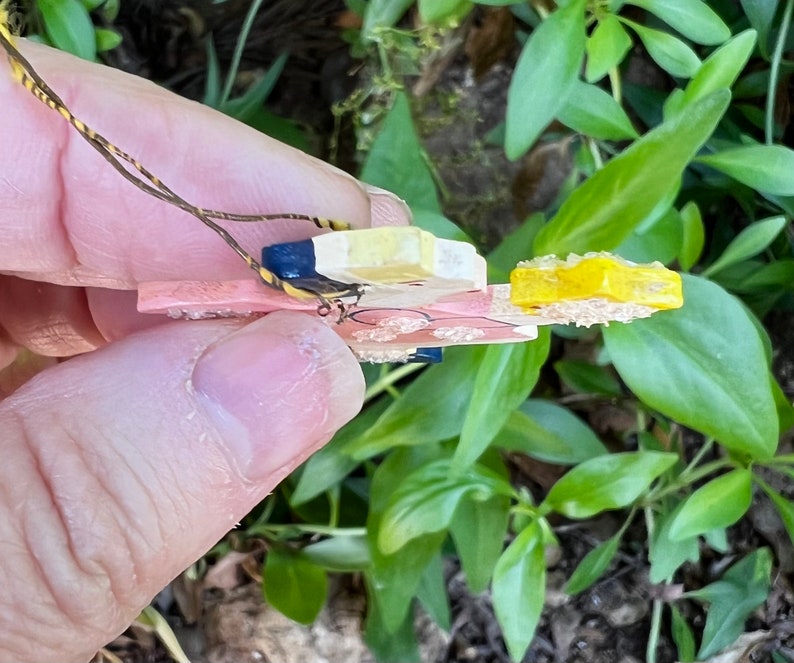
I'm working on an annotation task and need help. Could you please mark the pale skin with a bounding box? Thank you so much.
[0,41,410,662]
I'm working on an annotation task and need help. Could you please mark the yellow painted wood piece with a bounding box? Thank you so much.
[313,226,485,288]
[510,253,683,311]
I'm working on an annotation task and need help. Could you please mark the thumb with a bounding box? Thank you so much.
[0,311,363,662]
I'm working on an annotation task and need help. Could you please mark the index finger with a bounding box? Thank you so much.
[0,41,409,289]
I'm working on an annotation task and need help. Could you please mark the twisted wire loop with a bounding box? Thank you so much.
[0,15,365,309]
[316,283,366,322]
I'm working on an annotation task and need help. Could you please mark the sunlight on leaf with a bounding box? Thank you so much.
[604,275,778,459]
[669,469,753,540]
[505,0,586,159]
[497,399,608,464]
[543,451,677,518]
[533,90,729,256]
[492,521,546,662]
[454,330,550,470]
[627,0,730,45]
[698,146,794,196]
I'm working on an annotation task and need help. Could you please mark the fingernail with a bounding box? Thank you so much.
[363,184,413,227]
[192,311,364,481]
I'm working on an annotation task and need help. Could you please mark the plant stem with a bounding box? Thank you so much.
[364,362,425,401]
[644,506,662,663]
[650,457,733,501]
[249,524,367,537]
[221,0,265,106]
[678,457,730,485]
[766,0,793,144]
[764,453,794,466]
[646,597,663,663]
[328,486,341,529]
[680,438,714,478]
[608,67,622,105]
[587,137,604,170]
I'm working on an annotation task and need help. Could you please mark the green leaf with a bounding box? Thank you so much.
[221,52,288,121]
[347,347,483,459]
[367,448,447,633]
[38,0,96,60]
[416,552,451,630]
[492,521,546,662]
[557,80,639,140]
[734,69,770,100]
[678,201,705,271]
[756,477,794,547]
[379,458,513,554]
[603,275,779,460]
[669,469,753,540]
[687,548,772,659]
[243,108,308,151]
[680,29,757,108]
[450,494,511,592]
[740,0,778,57]
[623,19,701,78]
[565,531,621,594]
[497,399,608,464]
[627,0,730,45]
[487,212,545,282]
[543,451,677,519]
[773,378,794,434]
[361,0,413,41]
[290,397,389,506]
[369,532,444,635]
[94,27,121,52]
[735,260,794,294]
[137,607,191,663]
[301,535,371,572]
[703,526,729,553]
[554,360,622,396]
[24,33,53,46]
[586,14,632,82]
[649,506,700,583]
[505,0,586,159]
[360,92,441,212]
[418,0,472,24]
[202,38,222,107]
[697,146,794,196]
[363,578,420,663]
[533,90,729,255]
[702,215,787,277]
[453,330,550,470]
[263,548,328,624]
[712,260,778,293]
[100,0,119,21]
[670,604,696,662]
[623,80,667,127]
[615,203,682,265]
[412,209,471,242]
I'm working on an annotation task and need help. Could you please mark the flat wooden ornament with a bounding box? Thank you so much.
[138,227,683,362]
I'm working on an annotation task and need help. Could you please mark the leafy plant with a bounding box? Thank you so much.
[245,1,794,661]
[26,0,121,60]
[200,0,309,149]
[39,0,794,660]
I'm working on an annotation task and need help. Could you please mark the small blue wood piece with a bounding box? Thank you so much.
[262,240,350,295]
[407,347,443,363]
[263,239,317,279]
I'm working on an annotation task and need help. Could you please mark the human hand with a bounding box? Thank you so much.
[0,41,409,662]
